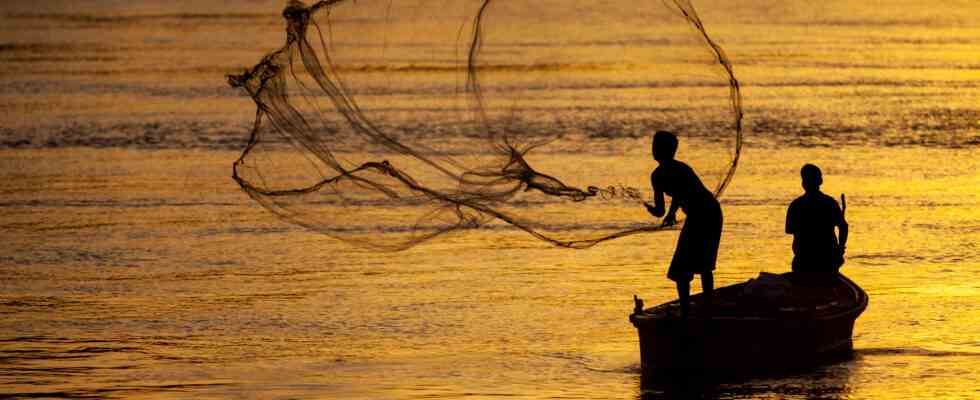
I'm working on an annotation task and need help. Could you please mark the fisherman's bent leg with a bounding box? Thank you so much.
[701,271,714,316]
[676,280,690,318]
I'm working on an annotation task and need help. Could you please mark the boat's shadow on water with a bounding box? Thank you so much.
[635,352,859,400]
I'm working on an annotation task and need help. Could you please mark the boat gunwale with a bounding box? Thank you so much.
[631,273,868,324]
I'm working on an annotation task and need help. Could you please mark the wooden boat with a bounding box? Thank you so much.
[629,272,868,376]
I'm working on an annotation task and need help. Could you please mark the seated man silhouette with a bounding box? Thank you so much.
[786,164,848,274]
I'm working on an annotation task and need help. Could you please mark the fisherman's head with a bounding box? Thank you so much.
[801,163,823,192]
[652,130,678,162]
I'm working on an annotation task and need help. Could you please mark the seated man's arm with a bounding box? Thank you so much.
[785,202,796,234]
[839,221,848,252]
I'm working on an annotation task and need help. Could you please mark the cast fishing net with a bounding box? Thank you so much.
[228,0,742,250]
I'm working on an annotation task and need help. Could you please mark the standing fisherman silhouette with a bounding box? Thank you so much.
[786,164,848,274]
[644,131,723,318]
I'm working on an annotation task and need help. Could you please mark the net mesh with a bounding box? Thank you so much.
[227,0,742,250]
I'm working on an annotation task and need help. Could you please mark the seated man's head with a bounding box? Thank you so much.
[652,130,678,162]
[800,163,823,192]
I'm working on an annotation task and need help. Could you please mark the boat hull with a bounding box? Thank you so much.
[630,273,867,376]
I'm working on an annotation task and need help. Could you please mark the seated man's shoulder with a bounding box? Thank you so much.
[789,194,807,209]
[795,192,837,205]
[817,192,840,207]
[789,193,839,217]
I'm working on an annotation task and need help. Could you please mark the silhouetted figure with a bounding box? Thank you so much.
[786,164,848,274]
[644,131,723,318]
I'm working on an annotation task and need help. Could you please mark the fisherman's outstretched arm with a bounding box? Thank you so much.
[662,199,679,226]
[645,188,666,217]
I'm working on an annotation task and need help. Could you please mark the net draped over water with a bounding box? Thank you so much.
[228,0,742,250]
